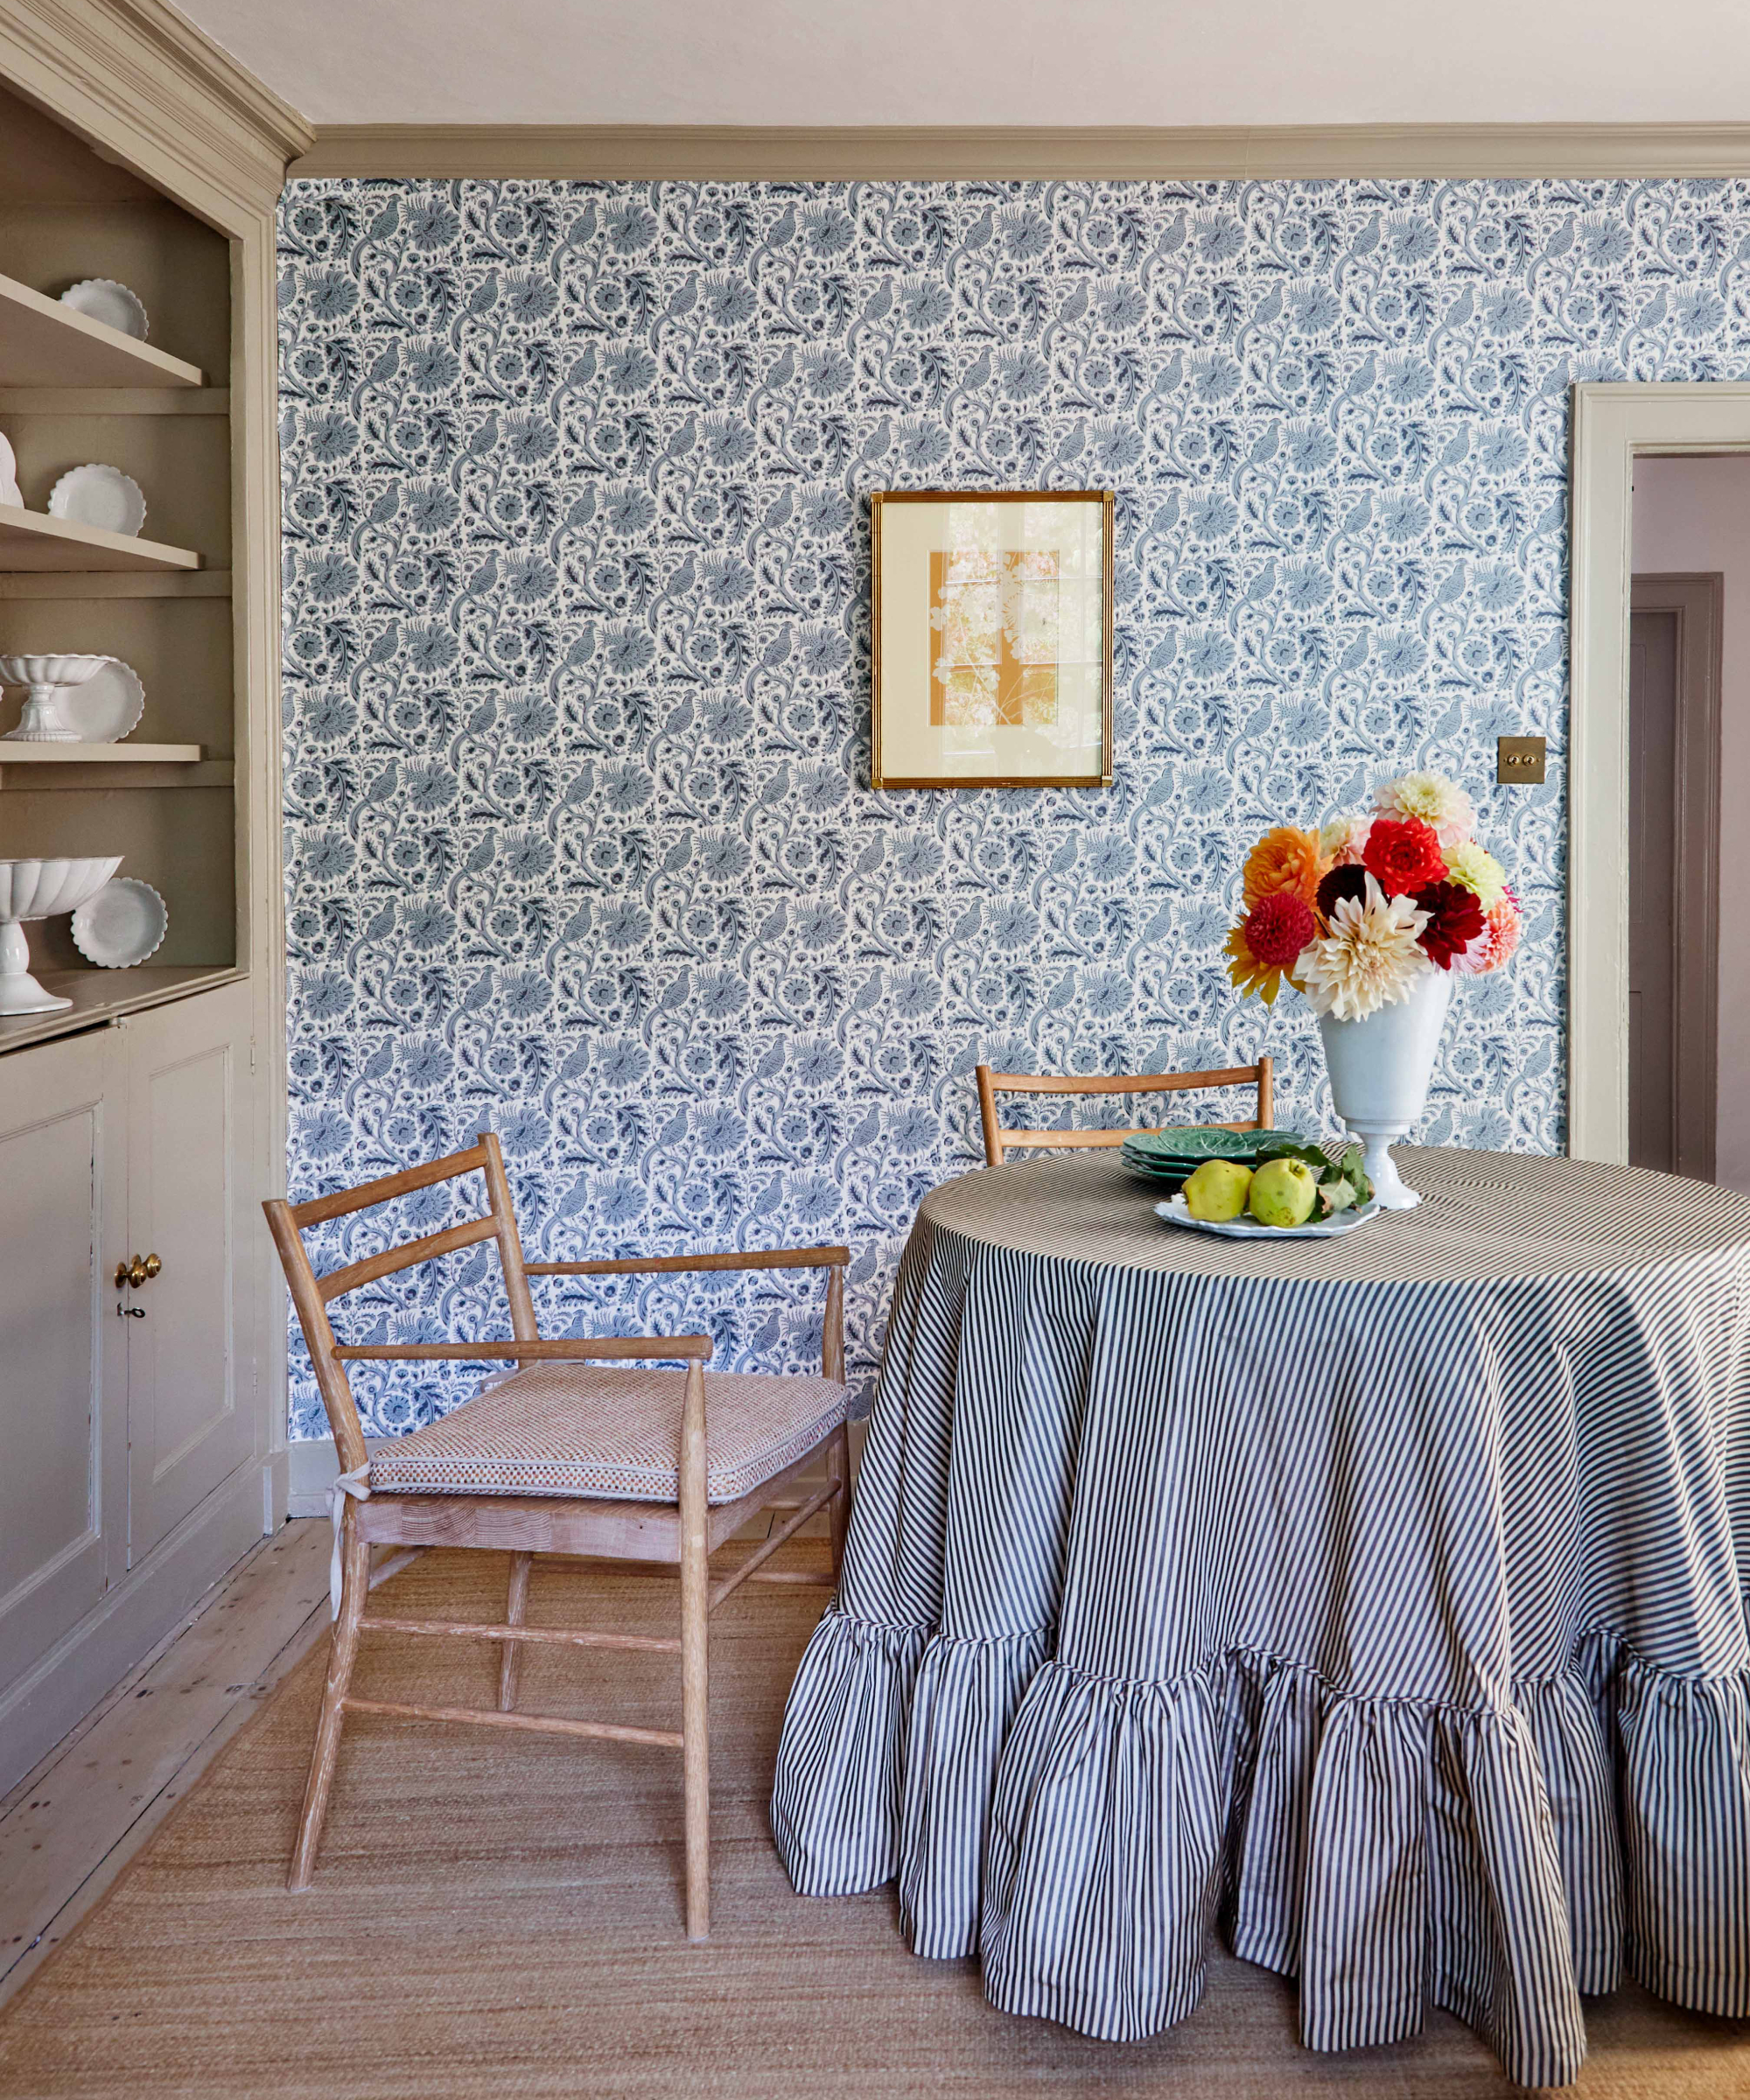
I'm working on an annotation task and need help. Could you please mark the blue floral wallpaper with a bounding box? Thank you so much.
[277,175,1748,1438]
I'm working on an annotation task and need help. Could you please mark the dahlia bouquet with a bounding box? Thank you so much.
[1225,771,1522,1021]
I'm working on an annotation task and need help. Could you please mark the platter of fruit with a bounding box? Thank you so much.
[1156,1138,1380,1239]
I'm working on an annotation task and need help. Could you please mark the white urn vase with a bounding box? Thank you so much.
[1315,966,1452,1210]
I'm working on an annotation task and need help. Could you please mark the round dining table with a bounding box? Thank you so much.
[770,1147,1750,2089]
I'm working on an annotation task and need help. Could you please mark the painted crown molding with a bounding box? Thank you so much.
[0,0,312,209]
[291,121,1750,184]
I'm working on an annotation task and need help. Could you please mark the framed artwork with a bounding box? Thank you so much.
[870,488,1114,789]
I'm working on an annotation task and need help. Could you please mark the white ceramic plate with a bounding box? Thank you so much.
[0,429,18,508]
[60,277,148,340]
[70,878,166,968]
[48,463,146,537]
[57,657,144,743]
[1154,1194,1383,1240]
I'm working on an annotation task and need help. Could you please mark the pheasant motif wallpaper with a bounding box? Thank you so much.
[278,176,1746,1436]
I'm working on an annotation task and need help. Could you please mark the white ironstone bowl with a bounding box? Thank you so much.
[0,654,108,688]
[0,855,122,921]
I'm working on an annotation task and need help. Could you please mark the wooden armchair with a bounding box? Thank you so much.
[975,1056,1274,1166]
[263,1130,850,1940]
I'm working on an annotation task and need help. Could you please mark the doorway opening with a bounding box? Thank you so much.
[1568,385,1750,1176]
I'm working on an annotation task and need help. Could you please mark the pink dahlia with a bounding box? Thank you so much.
[1452,887,1522,976]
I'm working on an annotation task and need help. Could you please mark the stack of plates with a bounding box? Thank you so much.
[1119,1125,1312,1193]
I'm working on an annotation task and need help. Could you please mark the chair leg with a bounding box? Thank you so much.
[827,1423,851,1587]
[499,1550,533,1712]
[679,1360,710,1942]
[289,1509,369,1892]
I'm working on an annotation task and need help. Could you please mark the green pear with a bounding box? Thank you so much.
[1182,1158,1254,1222]
[1249,1155,1318,1228]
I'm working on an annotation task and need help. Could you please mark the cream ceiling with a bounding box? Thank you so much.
[173,0,1750,130]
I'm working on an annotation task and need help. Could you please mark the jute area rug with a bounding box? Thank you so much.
[0,1545,1744,2100]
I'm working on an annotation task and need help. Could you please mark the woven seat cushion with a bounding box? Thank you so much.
[366,1363,847,1506]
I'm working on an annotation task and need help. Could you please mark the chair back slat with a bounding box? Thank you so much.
[318,1212,500,1303]
[288,1143,491,1228]
[479,1124,540,1343]
[263,1131,536,1473]
[976,1056,1274,1166]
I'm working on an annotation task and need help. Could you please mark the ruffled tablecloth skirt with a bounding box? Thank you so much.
[770,1154,1750,2088]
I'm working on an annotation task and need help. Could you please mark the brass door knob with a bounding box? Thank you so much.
[114,1254,163,1290]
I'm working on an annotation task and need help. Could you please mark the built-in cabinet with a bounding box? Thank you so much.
[0,983,254,1690]
[122,983,256,1562]
[0,1,308,1794]
[0,1024,123,1696]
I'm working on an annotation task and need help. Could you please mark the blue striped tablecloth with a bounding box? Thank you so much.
[770,1148,1750,2088]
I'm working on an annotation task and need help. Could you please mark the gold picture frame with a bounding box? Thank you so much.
[870,488,1115,789]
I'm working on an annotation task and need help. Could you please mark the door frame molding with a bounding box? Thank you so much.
[1570,382,1750,1160]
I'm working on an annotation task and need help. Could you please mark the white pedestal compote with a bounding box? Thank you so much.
[0,857,123,1012]
[0,654,108,742]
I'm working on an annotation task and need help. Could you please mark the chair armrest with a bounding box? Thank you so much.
[330,1335,712,1363]
[526,1245,850,1279]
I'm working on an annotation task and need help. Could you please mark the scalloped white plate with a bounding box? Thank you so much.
[48,463,145,536]
[60,277,148,340]
[1154,1194,1382,1240]
[58,657,144,743]
[71,877,166,968]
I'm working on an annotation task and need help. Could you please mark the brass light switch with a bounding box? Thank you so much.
[1496,735,1547,785]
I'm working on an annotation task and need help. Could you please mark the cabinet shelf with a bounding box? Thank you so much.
[0,271,204,388]
[0,963,242,1052]
[0,743,230,788]
[0,503,200,572]
[0,740,200,763]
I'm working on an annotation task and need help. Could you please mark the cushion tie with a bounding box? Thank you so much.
[328,1462,372,1617]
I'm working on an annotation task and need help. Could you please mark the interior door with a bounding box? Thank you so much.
[1628,602,1678,1172]
[1628,574,1721,1180]
[0,1027,126,1689]
[123,982,256,1563]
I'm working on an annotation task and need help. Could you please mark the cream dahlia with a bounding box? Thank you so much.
[1318,812,1371,866]
[1299,874,1432,1021]
[1375,771,1476,849]
[1443,839,1508,911]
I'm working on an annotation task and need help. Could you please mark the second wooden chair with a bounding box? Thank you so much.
[975,1055,1274,1166]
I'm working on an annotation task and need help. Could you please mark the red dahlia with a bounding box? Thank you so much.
[1362,816,1446,897]
[1243,890,1316,970]
[1414,879,1487,969]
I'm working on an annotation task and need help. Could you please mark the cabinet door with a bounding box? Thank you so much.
[122,982,256,1563]
[0,1028,127,1689]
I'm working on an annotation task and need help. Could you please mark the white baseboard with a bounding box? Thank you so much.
[287,1433,385,1517]
[0,1458,274,1796]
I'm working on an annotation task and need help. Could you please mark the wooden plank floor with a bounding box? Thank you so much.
[0,1520,332,2011]
[0,1484,837,2015]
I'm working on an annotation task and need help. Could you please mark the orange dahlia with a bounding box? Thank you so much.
[1226,892,1316,1004]
[1242,825,1327,912]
